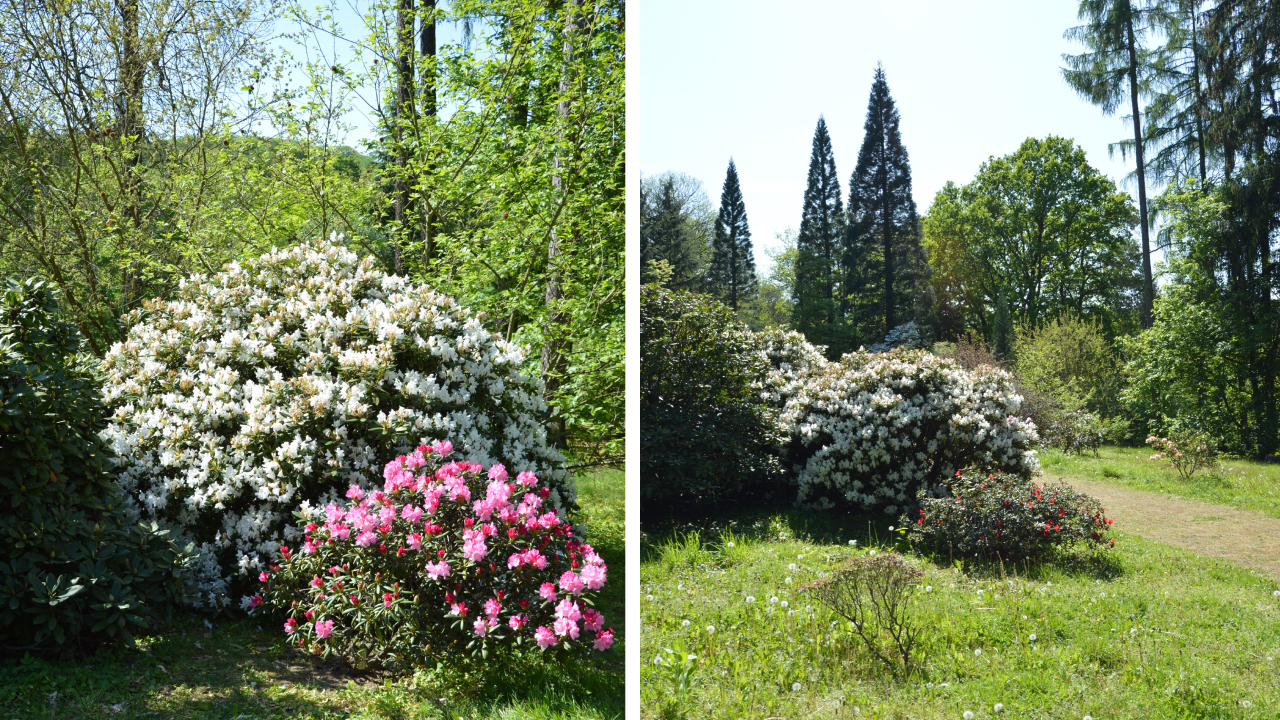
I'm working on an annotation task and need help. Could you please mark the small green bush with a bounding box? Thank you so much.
[906,470,1113,560]
[640,287,778,507]
[0,280,191,652]
[1015,314,1124,419]
[260,443,611,670]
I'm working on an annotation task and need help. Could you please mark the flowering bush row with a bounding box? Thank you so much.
[259,444,610,669]
[786,348,1041,513]
[100,236,570,609]
[906,470,1113,560]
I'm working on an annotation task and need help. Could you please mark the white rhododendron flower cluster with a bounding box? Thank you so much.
[100,235,570,609]
[788,348,1039,513]
[756,328,830,439]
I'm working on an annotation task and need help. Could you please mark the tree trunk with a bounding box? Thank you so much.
[1126,13,1154,329]
[117,0,144,307]
[392,0,415,275]
[541,0,582,450]
[420,0,436,272]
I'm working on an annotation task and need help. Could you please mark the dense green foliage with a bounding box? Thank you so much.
[1015,314,1125,418]
[908,470,1113,560]
[640,287,777,508]
[0,280,190,651]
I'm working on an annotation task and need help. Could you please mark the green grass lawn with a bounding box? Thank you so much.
[1040,444,1280,518]
[641,508,1280,719]
[0,468,625,720]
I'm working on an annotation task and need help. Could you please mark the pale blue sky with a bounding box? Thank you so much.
[632,0,1162,274]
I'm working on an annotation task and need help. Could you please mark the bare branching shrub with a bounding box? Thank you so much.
[802,553,923,678]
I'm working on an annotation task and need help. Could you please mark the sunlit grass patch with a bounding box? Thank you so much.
[1041,444,1280,517]
[641,508,1280,719]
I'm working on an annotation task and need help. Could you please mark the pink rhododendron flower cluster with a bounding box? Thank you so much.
[258,441,612,667]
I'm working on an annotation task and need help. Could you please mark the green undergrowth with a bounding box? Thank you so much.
[0,468,625,720]
[1040,444,1280,518]
[640,508,1280,719]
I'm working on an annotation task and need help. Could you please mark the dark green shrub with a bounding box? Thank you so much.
[905,470,1113,561]
[640,287,778,507]
[0,280,192,652]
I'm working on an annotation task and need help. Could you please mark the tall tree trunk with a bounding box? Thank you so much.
[392,0,415,275]
[420,0,436,272]
[541,0,582,450]
[117,0,144,307]
[1126,14,1154,329]
[882,117,894,333]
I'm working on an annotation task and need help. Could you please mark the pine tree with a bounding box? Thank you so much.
[707,159,757,310]
[843,64,930,347]
[794,116,844,352]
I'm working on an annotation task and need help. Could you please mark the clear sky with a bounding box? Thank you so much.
[632,0,1161,274]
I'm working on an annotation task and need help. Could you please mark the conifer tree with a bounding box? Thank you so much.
[843,64,930,346]
[794,116,844,352]
[707,159,758,310]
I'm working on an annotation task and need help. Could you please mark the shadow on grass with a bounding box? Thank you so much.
[913,544,1126,583]
[642,500,1126,585]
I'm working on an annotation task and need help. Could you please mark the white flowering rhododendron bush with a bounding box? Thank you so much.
[788,348,1040,513]
[257,443,610,669]
[757,327,829,441]
[101,236,570,609]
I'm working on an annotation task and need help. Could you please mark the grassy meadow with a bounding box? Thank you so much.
[1039,445,1280,518]
[0,469,625,720]
[640,506,1280,719]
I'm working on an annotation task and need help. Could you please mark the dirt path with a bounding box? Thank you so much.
[1047,474,1280,582]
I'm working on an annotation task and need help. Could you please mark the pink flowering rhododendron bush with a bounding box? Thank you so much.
[257,443,611,669]
[788,348,1040,513]
[100,236,570,609]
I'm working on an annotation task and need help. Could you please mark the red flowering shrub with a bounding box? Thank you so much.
[904,470,1113,560]
[258,441,612,669]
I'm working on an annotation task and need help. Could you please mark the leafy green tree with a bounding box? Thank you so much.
[640,172,713,290]
[794,116,844,351]
[843,64,930,350]
[1015,313,1124,417]
[922,136,1142,338]
[0,0,294,353]
[311,0,624,464]
[1063,0,1158,327]
[706,159,757,310]
[740,230,798,331]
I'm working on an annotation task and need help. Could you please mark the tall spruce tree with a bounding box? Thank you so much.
[707,159,758,310]
[794,116,845,353]
[843,64,930,347]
